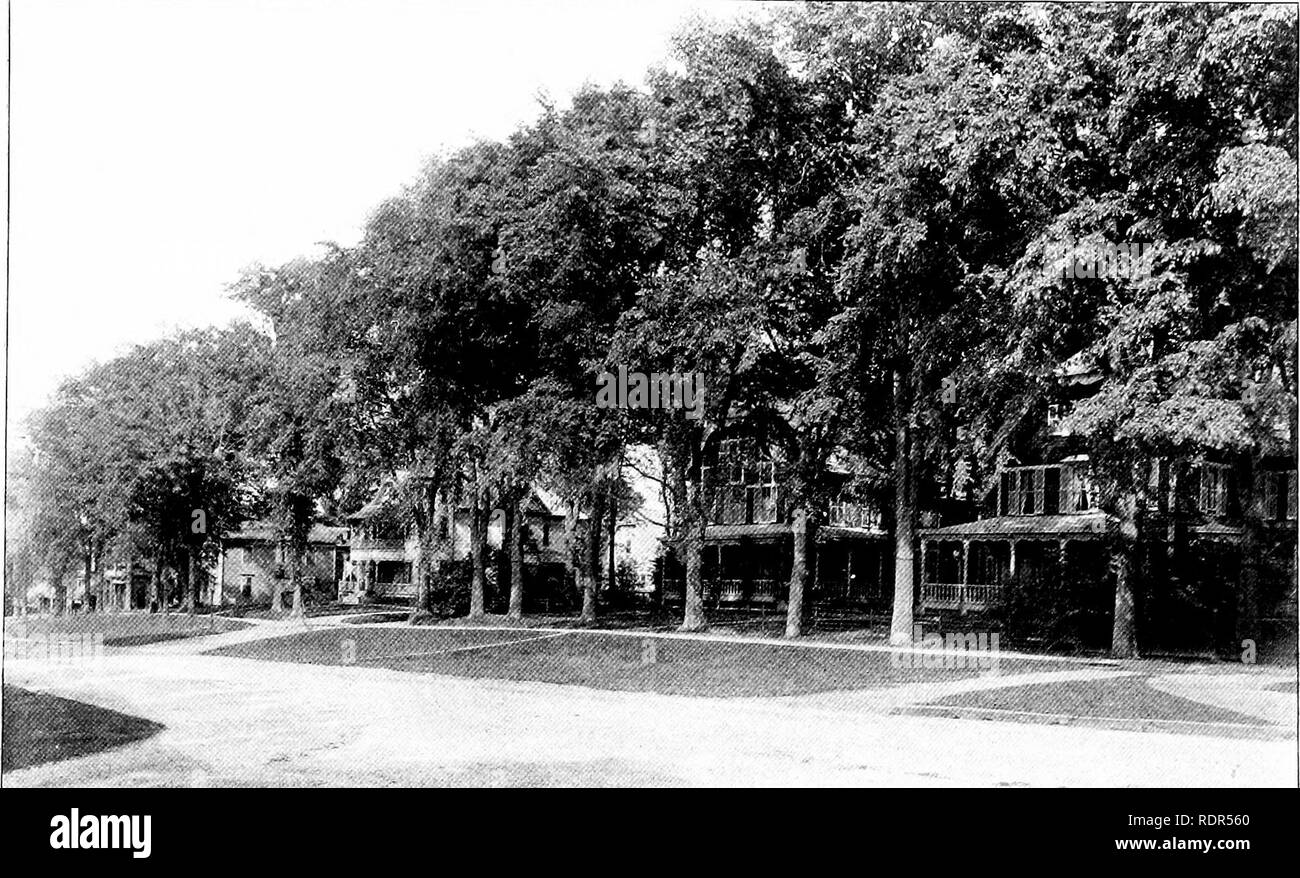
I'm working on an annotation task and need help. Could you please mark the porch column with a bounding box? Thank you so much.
[959,539,970,615]
[1009,539,1018,578]
[919,540,930,610]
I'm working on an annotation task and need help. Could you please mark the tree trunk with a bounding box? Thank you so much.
[162,565,175,615]
[83,551,94,613]
[1234,459,1263,654]
[1110,493,1139,658]
[411,554,431,621]
[409,484,435,624]
[288,543,305,618]
[563,497,581,611]
[122,546,134,611]
[269,564,284,614]
[679,477,707,632]
[580,491,605,624]
[468,491,487,618]
[150,556,162,613]
[889,370,919,645]
[667,446,707,633]
[681,521,706,632]
[786,507,809,638]
[186,547,199,615]
[507,499,525,620]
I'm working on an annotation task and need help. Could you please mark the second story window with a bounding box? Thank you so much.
[1018,469,1043,514]
[1063,465,1093,512]
[1192,463,1231,518]
[750,460,778,524]
[704,440,780,526]
[999,464,1090,516]
[828,489,881,529]
[1258,470,1298,521]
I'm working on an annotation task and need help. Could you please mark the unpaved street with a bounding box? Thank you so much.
[5,623,1294,787]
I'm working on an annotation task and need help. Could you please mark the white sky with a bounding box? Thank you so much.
[3,0,761,441]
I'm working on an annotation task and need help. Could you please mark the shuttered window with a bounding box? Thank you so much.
[1043,467,1060,515]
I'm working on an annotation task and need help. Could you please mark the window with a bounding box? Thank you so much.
[1017,470,1042,515]
[749,459,778,524]
[1195,464,1230,517]
[829,490,880,529]
[1047,403,1069,435]
[1043,466,1060,514]
[1147,459,1162,508]
[999,466,1084,516]
[708,440,779,525]
[1063,466,1093,512]
[1264,471,1299,520]
[1262,472,1280,520]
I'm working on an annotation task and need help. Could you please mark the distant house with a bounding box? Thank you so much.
[659,438,891,610]
[214,522,350,605]
[341,475,569,604]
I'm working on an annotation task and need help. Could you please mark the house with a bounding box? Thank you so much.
[340,475,570,605]
[659,438,892,610]
[101,562,153,610]
[917,353,1297,654]
[214,522,350,605]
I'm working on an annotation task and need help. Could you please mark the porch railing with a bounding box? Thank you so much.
[921,582,1002,611]
[350,537,407,552]
[660,577,782,605]
[371,581,416,599]
[816,577,888,605]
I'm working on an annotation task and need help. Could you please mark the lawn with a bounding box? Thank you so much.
[208,626,1078,698]
[220,602,391,620]
[912,677,1277,736]
[5,612,249,647]
[2,685,165,771]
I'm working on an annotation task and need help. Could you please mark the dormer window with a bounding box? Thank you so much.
[1046,403,1068,435]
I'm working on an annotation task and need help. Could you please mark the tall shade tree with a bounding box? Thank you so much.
[232,249,363,615]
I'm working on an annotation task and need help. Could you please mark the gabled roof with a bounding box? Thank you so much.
[347,473,407,521]
[349,477,571,522]
[523,486,567,519]
[1054,349,1104,386]
[224,522,350,544]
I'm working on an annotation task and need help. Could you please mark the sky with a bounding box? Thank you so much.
[3,0,761,442]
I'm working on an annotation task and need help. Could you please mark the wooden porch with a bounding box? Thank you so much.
[918,511,1116,613]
